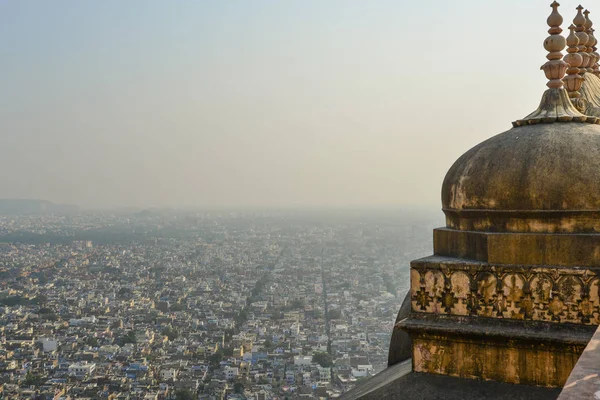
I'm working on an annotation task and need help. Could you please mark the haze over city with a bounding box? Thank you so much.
[1,0,556,209]
[4,1,600,399]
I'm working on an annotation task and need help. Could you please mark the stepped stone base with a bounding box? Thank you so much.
[401,251,600,387]
[398,315,594,387]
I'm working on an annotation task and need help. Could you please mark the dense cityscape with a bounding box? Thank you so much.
[0,208,438,399]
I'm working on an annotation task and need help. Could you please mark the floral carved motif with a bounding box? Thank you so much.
[410,263,600,325]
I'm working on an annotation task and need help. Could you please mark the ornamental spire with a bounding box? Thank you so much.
[543,1,567,89]
[584,10,595,72]
[584,10,600,74]
[564,24,584,99]
[513,2,596,126]
[574,5,590,75]
[592,27,600,75]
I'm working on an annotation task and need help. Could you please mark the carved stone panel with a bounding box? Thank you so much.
[410,259,600,325]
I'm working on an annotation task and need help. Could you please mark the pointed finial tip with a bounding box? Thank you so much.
[577,5,584,11]
[513,1,596,125]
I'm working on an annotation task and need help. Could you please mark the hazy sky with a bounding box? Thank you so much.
[0,1,578,209]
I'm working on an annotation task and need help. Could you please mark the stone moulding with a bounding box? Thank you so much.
[433,227,600,267]
[398,314,594,347]
[512,88,598,127]
[442,208,600,233]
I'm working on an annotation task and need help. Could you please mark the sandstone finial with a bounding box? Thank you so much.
[591,27,600,75]
[574,5,590,74]
[548,1,564,32]
[575,5,586,25]
[584,10,596,72]
[584,9,593,30]
[514,3,596,126]
[543,2,568,88]
[583,10,600,74]
[564,24,585,98]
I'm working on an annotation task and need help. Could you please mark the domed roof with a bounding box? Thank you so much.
[439,2,600,234]
[442,123,600,212]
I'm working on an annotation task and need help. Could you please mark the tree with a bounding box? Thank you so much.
[354,293,368,302]
[30,294,48,305]
[144,310,159,324]
[209,350,223,367]
[312,352,333,368]
[328,309,342,320]
[290,299,304,309]
[271,311,284,320]
[41,312,59,321]
[258,377,270,385]
[224,328,234,342]
[111,319,122,329]
[32,294,48,306]
[162,326,179,341]
[233,382,244,394]
[121,330,137,345]
[0,295,26,307]
[23,371,43,387]
[174,389,195,400]
[263,339,274,351]
[234,309,248,325]
[117,287,132,299]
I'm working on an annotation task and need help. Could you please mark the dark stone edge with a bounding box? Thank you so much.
[398,314,596,346]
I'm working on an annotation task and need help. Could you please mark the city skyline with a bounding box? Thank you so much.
[0,209,433,397]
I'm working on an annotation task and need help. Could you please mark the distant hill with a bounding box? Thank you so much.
[0,199,79,215]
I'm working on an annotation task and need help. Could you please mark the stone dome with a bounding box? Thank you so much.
[441,123,600,233]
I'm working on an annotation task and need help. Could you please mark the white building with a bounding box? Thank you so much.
[99,345,120,355]
[160,368,178,381]
[224,366,239,380]
[285,370,296,384]
[293,356,312,366]
[68,362,96,377]
[81,316,97,324]
[302,372,312,386]
[351,364,373,378]
[318,367,331,382]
